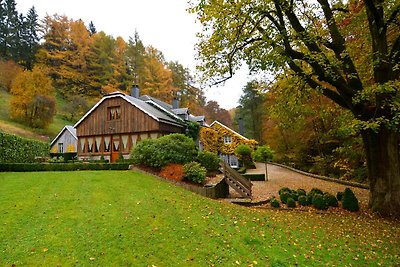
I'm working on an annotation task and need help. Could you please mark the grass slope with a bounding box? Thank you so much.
[0,90,75,141]
[0,171,399,266]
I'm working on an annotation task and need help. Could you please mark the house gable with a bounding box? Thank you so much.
[50,125,78,153]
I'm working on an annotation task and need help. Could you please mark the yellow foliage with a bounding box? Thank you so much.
[199,127,219,153]
[10,65,55,128]
[67,144,75,152]
[50,145,57,153]
[200,122,258,155]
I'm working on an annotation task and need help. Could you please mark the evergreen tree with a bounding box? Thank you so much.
[19,6,40,69]
[126,30,146,87]
[235,81,265,142]
[88,21,96,36]
[0,0,20,60]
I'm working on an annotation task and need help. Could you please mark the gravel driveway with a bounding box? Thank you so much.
[230,163,370,208]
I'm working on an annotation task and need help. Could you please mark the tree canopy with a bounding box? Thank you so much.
[191,0,400,217]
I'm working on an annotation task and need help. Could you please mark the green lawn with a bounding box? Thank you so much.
[0,171,399,266]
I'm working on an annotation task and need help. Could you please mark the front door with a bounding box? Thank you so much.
[111,135,120,163]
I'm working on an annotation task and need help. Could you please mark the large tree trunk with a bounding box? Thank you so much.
[362,128,400,217]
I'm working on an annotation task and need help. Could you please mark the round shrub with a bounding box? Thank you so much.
[197,151,220,172]
[252,145,274,162]
[279,187,292,196]
[298,195,308,206]
[310,188,324,196]
[342,188,359,212]
[297,188,307,196]
[312,194,328,210]
[234,144,255,169]
[130,138,161,167]
[280,192,291,204]
[183,162,207,184]
[287,197,296,208]
[336,191,344,201]
[306,193,314,205]
[324,193,339,207]
[271,198,280,208]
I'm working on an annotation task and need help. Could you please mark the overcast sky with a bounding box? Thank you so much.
[16,0,252,110]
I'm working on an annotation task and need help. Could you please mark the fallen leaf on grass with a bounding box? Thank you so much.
[89,257,96,261]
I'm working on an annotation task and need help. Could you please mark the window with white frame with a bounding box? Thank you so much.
[229,155,239,167]
[58,143,64,153]
[223,135,232,144]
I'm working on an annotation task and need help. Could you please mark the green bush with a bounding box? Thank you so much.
[0,132,49,163]
[234,144,255,169]
[130,134,197,169]
[298,195,308,206]
[336,191,344,201]
[297,189,307,196]
[270,198,280,208]
[280,192,292,204]
[278,187,292,196]
[342,188,360,212]
[252,145,274,162]
[309,188,324,196]
[183,162,207,184]
[197,151,220,172]
[312,194,328,210]
[324,193,339,207]
[287,197,296,208]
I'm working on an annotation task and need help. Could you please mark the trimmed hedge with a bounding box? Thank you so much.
[0,163,130,172]
[0,132,49,163]
[242,173,266,181]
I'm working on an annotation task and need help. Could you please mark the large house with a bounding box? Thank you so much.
[72,86,205,162]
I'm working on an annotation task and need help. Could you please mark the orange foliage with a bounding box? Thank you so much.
[159,163,184,181]
[0,60,23,91]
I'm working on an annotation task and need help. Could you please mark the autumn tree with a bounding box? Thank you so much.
[10,65,55,128]
[168,61,207,114]
[0,59,22,91]
[141,46,178,102]
[191,0,400,217]
[204,100,232,127]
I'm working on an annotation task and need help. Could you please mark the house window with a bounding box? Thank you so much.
[108,106,121,120]
[58,143,64,153]
[224,135,232,144]
[229,155,239,168]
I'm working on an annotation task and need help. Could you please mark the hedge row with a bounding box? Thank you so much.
[0,163,130,172]
[0,132,49,163]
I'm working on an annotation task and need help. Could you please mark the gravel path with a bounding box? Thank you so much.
[230,164,370,208]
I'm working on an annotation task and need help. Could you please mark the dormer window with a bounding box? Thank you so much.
[224,135,232,144]
[108,106,121,120]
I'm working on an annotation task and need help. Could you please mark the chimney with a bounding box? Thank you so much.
[131,84,140,98]
[172,97,180,109]
[238,117,244,136]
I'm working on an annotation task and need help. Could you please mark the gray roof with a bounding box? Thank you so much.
[124,95,183,125]
[139,95,172,110]
[172,108,189,115]
[74,92,184,129]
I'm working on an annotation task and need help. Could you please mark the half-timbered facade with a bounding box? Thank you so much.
[74,91,185,162]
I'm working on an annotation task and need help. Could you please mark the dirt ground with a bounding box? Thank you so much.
[228,163,370,208]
